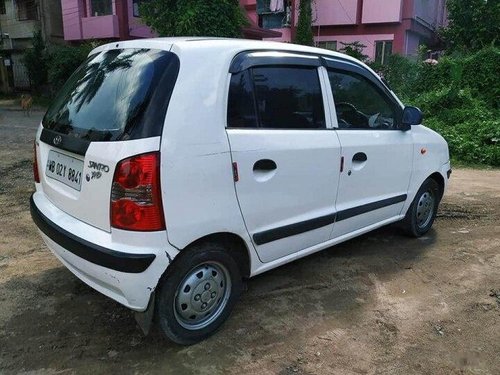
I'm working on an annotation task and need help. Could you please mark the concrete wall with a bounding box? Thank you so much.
[41,0,64,43]
[0,1,40,39]
[413,0,447,29]
[404,30,421,57]
[313,0,357,26]
[62,0,119,40]
[362,0,402,24]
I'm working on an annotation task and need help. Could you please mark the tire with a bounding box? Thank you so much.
[402,178,441,237]
[156,242,243,345]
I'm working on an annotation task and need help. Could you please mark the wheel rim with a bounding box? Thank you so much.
[173,262,232,330]
[416,189,435,229]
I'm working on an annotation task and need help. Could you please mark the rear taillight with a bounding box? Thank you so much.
[110,152,165,231]
[33,141,40,183]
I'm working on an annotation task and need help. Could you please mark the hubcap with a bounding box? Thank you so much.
[416,190,435,229]
[174,262,231,330]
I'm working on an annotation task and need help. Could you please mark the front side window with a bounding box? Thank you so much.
[252,67,325,129]
[328,70,397,130]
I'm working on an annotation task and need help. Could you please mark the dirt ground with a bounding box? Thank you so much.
[0,109,499,375]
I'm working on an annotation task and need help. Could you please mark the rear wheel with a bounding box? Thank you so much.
[156,242,243,345]
[402,178,441,237]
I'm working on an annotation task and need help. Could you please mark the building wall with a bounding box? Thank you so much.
[413,0,447,29]
[361,0,402,24]
[62,0,120,40]
[41,0,64,43]
[0,1,40,40]
[0,0,41,90]
[313,0,357,26]
[58,0,446,61]
[259,0,447,60]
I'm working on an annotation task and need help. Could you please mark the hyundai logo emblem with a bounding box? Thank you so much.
[53,135,62,146]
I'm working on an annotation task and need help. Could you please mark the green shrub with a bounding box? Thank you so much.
[413,88,500,166]
[462,46,500,109]
[369,54,419,100]
[23,30,49,93]
[47,43,97,92]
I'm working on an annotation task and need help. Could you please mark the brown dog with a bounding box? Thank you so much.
[20,94,33,116]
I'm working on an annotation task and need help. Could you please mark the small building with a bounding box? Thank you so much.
[61,0,281,42]
[246,0,447,63]
[0,0,63,91]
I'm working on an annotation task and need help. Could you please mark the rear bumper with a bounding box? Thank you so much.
[30,191,178,311]
[30,195,155,273]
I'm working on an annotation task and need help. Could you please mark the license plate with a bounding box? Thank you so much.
[45,150,84,191]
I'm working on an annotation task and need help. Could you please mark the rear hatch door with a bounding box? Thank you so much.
[37,47,179,231]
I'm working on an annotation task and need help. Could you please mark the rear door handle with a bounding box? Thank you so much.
[253,159,277,171]
[352,152,367,162]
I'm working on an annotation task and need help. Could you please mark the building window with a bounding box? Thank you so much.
[90,0,112,16]
[133,0,144,17]
[17,0,38,21]
[0,0,6,15]
[375,41,393,65]
[317,41,337,51]
[257,0,290,29]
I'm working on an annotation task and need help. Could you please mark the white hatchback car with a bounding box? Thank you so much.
[31,38,450,344]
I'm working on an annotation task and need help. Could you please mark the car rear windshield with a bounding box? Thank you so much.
[42,48,179,142]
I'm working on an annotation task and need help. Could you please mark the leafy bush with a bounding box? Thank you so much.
[47,43,96,92]
[140,0,246,38]
[294,0,314,46]
[412,88,499,166]
[461,46,500,109]
[338,41,369,63]
[373,47,500,166]
[23,30,49,92]
[369,54,419,100]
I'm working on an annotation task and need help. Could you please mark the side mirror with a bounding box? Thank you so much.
[400,106,423,131]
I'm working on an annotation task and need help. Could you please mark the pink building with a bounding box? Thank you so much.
[61,0,280,42]
[246,0,447,62]
[61,0,446,63]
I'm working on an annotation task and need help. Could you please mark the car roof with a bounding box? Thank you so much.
[91,37,362,65]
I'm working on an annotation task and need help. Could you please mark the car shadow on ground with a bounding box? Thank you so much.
[0,224,437,372]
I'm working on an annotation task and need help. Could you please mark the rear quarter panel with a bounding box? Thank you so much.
[160,45,255,261]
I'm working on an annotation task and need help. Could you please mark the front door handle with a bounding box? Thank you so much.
[352,152,367,162]
[253,159,277,171]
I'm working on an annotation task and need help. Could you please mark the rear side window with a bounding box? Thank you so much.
[227,66,325,129]
[252,67,325,129]
[227,71,258,128]
[43,48,180,142]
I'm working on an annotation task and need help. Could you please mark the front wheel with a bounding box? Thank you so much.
[156,243,243,345]
[402,178,441,237]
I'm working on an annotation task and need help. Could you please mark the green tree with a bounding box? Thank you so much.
[441,0,500,52]
[338,41,368,62]
[23,30,49,92]
[47,42,98,92]
[139,0,246,37]
[294,0,314,46]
